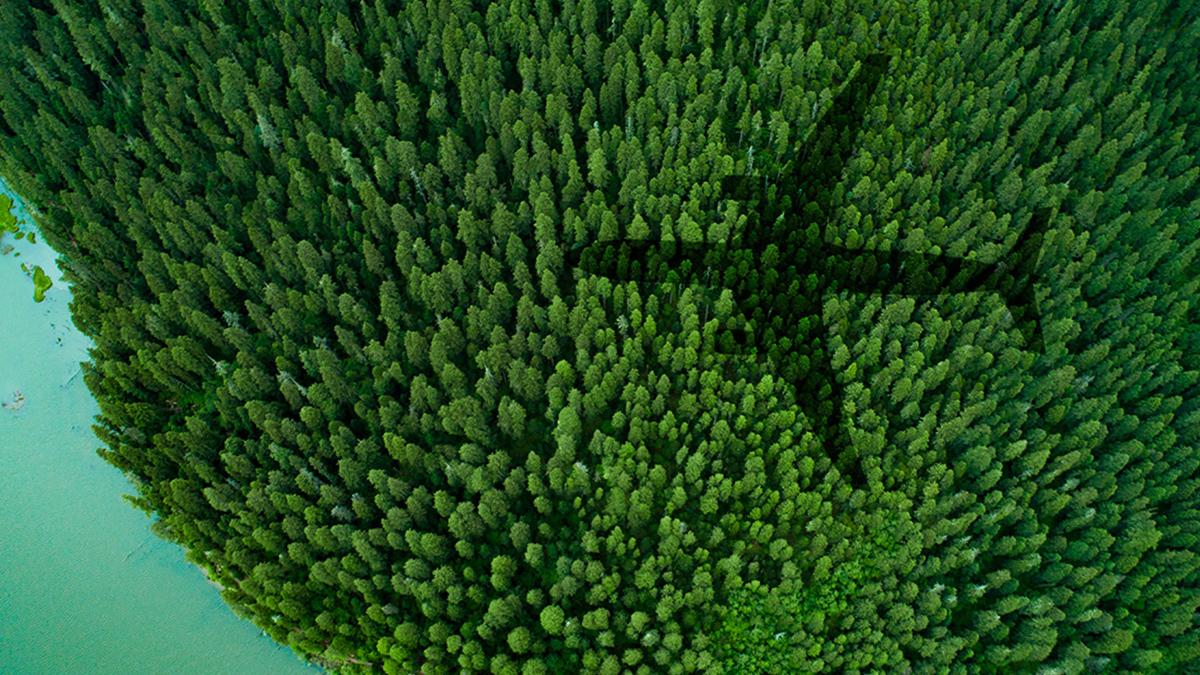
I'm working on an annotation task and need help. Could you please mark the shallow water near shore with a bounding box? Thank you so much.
[0,182,317,674]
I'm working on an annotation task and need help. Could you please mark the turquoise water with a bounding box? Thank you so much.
[0,183,318,674]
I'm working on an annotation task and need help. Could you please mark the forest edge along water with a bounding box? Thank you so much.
[0,180,317,674]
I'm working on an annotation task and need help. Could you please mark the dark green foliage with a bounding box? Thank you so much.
[0,0,1197,673]
[0,194,17,234]
[31,263,52,301]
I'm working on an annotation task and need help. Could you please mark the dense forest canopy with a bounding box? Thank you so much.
[1,0,1197,672]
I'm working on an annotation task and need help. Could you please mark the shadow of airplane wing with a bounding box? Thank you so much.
[820,208,1051,352]
[722,52,891,247]
[568,51,893,285]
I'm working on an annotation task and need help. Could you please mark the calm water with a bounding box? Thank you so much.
[0,183,317,674]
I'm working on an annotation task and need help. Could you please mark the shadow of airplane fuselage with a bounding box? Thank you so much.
[569,53,1049,486]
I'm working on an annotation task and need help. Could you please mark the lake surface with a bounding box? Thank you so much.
[0,182,318,674]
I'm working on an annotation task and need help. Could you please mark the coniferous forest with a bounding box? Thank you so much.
[1,1,1198,672]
